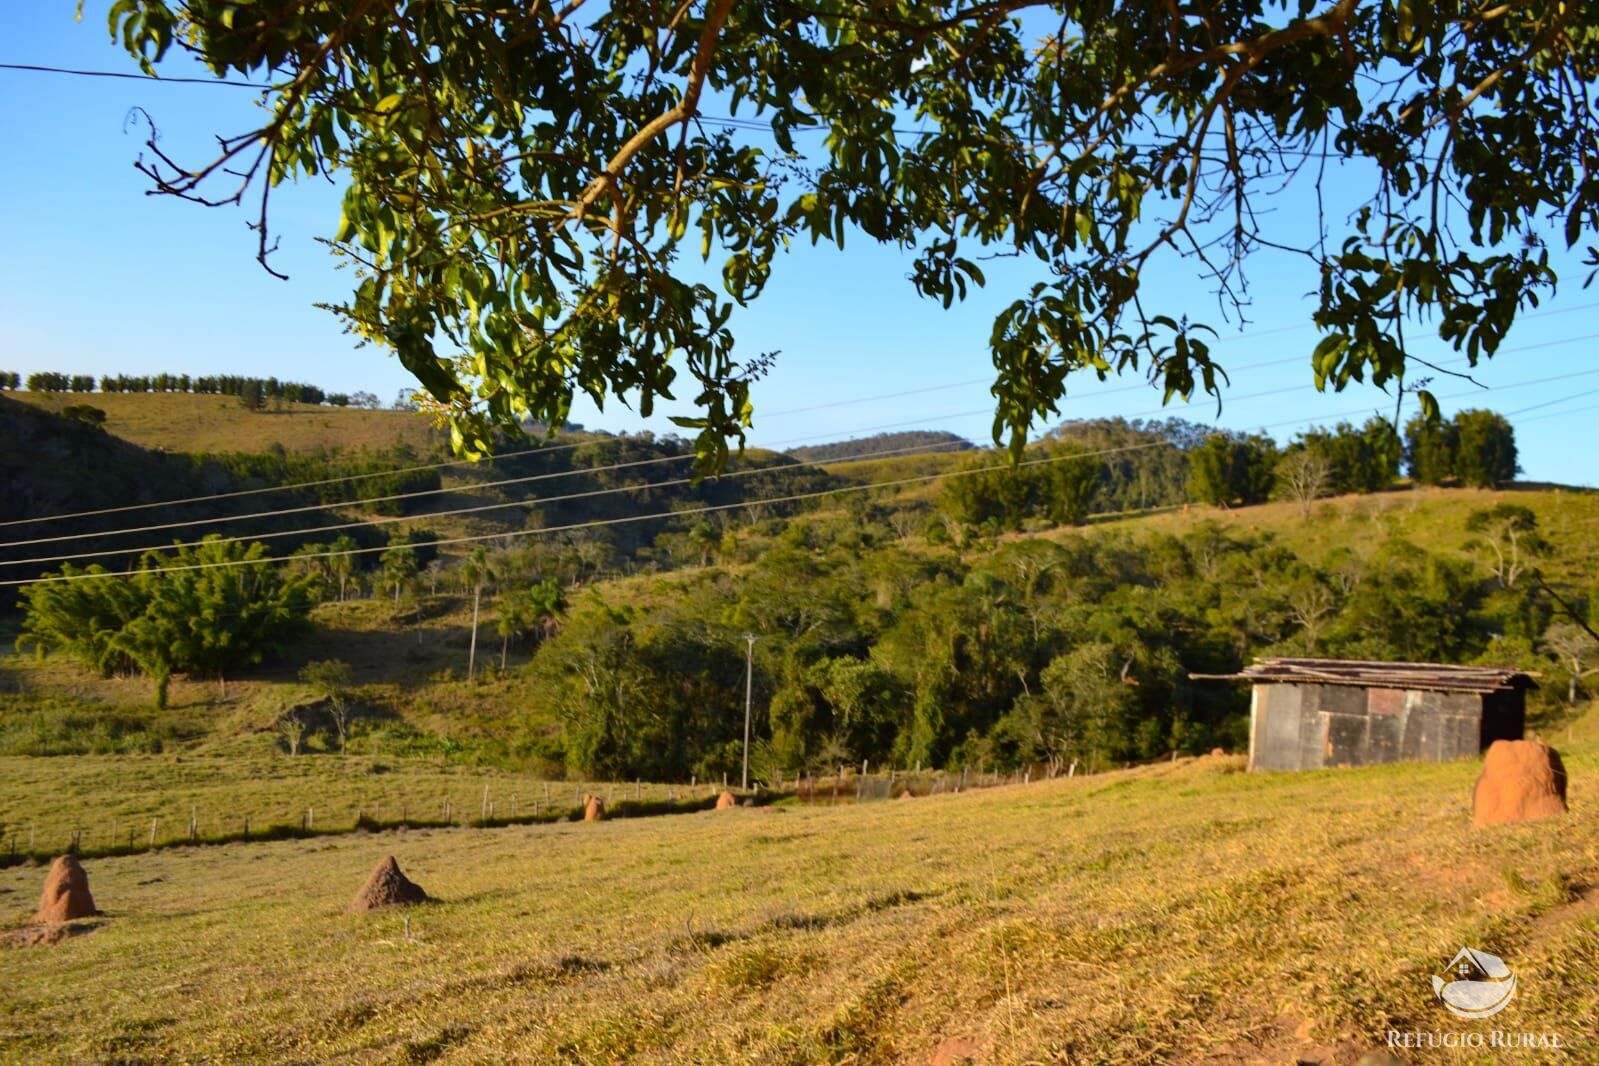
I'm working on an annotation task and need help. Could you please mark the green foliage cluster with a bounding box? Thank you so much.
[1049,418,1208,514]
[0,372,21,389]
[17,538,314,708]
[108,1,1599,466]
[191,446,441,515]
[1405,409,1521,488]
[1187,431,1279,508]
[60,405,108,428]
[465,431,840,561]
[939,443,1101,531]
[1290,419,1401,494]
[24,372,92,393]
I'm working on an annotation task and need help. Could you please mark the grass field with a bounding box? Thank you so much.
[2,725,1596,1064]
[1,391,442,456]
[1089,484,1599,577]
[0,753,713,861]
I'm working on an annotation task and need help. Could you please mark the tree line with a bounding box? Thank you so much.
[12,370,369,408]
[1189,409,1518,509]
[922,410,1519,535]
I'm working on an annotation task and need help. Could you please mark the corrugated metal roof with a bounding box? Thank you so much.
[1190,656,1537,694]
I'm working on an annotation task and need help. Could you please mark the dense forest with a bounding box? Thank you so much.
[516,502,1591,782]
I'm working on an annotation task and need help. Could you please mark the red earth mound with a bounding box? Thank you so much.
[1473,739,1568,828]
[347,856,430,913]
[583,794,605,822]
[714,790,737,810]
[34,854,97,923]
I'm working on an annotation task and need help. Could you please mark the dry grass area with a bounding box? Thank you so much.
[2,739,1595,1064]
[1090,485,1599,572]
[0,753,697,858]
[3,391,441,456]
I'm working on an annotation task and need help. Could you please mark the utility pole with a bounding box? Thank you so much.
[742,632,757,791]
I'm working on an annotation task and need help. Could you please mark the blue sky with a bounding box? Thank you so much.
[2,5,1595,486]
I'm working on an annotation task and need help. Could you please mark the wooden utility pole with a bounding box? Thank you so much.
[742,633,757,791]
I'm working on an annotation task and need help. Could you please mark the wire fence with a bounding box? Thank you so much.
[0,760,1094,867]
[0,774,767,868]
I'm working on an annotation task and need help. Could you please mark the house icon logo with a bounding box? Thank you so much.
[1432,947,1517,1019]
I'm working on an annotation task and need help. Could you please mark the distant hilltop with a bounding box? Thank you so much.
[785,430,974,464]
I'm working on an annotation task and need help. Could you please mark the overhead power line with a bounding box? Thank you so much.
[0,437,1170,588]
[0,437,595,530]
[11,359,1599,587]
[7,351,1599,561]
[1516,403,1599,427]
[0,365,1310,551]
[0,61,267,87]
[11,312,1597,537]
[0,435,975,569]
[0,319,1354,531]
[0,375,1375,555]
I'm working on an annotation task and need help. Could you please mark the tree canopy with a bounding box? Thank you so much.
[111,1,1599,466]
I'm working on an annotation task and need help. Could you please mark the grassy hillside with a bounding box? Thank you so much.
[2,390,442,456]
[1088,484,1599,586]
[1,731,1594,1063]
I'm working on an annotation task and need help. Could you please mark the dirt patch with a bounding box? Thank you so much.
[348,856,431,913]
[928,1032,979,1065]
[34,854,97,923]
[1473,740,1568,827]
[2,920,102,949]
[1192,1015,1367,1066]
[1525,876,1599,941]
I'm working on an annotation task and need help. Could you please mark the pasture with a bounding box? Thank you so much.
[2,734,1595,1064]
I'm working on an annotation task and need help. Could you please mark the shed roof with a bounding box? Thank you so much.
[1190,656,1536,694]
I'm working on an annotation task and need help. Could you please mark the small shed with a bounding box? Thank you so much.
[1192,657,1534,772]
